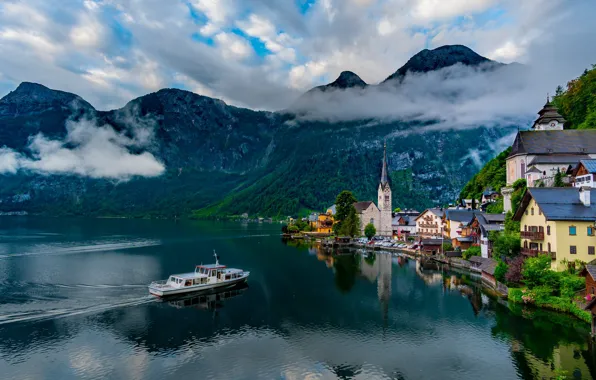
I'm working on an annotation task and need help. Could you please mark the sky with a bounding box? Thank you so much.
[0,0,595,112]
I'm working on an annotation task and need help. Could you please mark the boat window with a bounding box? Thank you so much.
[185,280,192,287]
[169,276,175,282]
[193,279,200,285]
[225,275,230,280]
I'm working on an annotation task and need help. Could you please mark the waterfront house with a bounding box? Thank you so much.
[479,258,498,287]
[308,206,336,234]
[465,213,505,258]
[415,208,444,238]
[392,214,417,239]
[481,188,500,204]
[513,187,596,271]
[572,160,596,188]
[442,209,476,249]
[420,239,443,255]
[580,264,596,296]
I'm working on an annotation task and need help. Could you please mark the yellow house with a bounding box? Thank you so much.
[309,205,336,234]
[513,187,596,271]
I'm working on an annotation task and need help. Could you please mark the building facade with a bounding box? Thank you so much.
[415,208,444,238]
[513,187,596,271]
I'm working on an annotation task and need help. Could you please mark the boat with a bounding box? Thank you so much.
[148,251,250,297]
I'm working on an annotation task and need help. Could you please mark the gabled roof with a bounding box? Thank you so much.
[525,166,543,174]
[576,160,596,175]
[415,208,443,221]
[583,265,596,281]
[509,130,596,158]
[353,201,376,213]
[483,213,506,223]
[444,209,476,223]
[513,187,596,221]
[421,239,443,245]
[479,259,498,275]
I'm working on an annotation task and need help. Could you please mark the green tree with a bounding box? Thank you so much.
[393,207,401,213]
[364,223,376,240]
[494,260,508,283]
[288,225,299,234]
[491,232,521,258]
[510,179,527,213]
[554,169,565,187]
[334,191,357,234]
[522,254,552,288]
[462,245,481,260]
[339,206,360,237]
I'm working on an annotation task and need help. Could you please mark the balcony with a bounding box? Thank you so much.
[521,248,556,260]
[521,231,544,240]
[418,223,438,229]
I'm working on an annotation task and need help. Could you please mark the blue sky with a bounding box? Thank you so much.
[0,0,594,111]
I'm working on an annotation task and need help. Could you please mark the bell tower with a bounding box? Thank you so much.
[378,142,392,236]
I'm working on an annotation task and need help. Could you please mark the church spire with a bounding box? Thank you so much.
[381,141,388,185]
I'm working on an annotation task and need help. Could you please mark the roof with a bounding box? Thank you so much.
[196,264,226,269]
[456,236,474,242]
[415,208,444,220]
[528,155,588,165]
[483,213,506,223]
[479,259,498,275]
[308,213,319,222]
[327,205,337,215]
[509,130,596,158]
[525,166,543,174]
[173,272,203,279]
[532,100,566,128]
[353,201,375,213]
[513,187,596,221]
[421,239,443,245]
[578,160,596,175]
[380,142,389,186]
[444,209,476,223]
[468,256,486,264]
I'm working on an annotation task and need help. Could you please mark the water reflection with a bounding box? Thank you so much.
[164,283,249,311]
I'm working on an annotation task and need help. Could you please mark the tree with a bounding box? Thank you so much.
[462,245,481,260]
[510,179,527,213]
[364,223,376,240]
[491,232,521,258]
[522,254,552,288]
[335,191,357,234]
[281,224,289,234]
[554,169,565,187]
[505,256,525,284]
[339,206,360,237]
[494,261,508,283]
[288,225,299,234]
[393,207,401,213]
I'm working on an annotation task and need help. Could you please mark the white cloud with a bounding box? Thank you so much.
[0,114,165,180]
[412,0,498,21]
[214,32,253,60]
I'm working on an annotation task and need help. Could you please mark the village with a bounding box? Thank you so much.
[285,97,596,331]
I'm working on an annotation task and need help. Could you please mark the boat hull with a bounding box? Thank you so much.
[149,273,249,297]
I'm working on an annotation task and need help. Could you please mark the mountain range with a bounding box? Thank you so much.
[0,45,515,218]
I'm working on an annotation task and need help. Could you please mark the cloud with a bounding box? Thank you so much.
[0,111,165,180]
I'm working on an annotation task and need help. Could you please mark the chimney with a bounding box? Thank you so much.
[580,186,591,207]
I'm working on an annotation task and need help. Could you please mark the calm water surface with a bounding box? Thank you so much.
[0,217,595,379]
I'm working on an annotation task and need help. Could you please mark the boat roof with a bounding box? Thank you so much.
[221,268,242,274]
[196,264,226,269]
[172,272,203,279]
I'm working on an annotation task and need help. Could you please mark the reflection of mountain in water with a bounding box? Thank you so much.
[166,283,249,311]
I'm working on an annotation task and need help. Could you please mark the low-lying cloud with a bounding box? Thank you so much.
[0,113,165,180]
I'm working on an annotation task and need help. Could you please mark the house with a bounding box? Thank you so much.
[392,214,417,239]
[468,256,488,272]
[580,264,596,296]
[513,187,596,271]
[481,188,500,204]
[460,199,478,210]
[415,208,444,238]
[502,99,596,212]
[420,239,443,255]
[354,143,393,237]
[442,209,476,249]
[465,213,505,258]
[572,160,596,188]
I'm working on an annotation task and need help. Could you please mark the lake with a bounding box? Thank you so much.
[0,217,595,380]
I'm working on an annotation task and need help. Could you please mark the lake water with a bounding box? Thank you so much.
[1,218,595,380]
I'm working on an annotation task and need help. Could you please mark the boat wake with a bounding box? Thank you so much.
[0,295,156,325]
[0,239,161,259]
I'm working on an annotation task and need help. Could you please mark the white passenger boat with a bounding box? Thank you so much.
[148,252,249,297]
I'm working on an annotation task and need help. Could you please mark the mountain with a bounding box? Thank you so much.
[312,71,368,91]
[383,45,498,83]
[0,45,517,218]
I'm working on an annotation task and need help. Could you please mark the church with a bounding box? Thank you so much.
[353,143,393,237]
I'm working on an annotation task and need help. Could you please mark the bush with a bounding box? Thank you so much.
[560,273,585,299]
[495,260,508,283]
[462,245,481,260]
[288,225,299,234]
[522,254,552,288]
[364,223,376,240]
[442,242,453,252]
[491,232,521,258]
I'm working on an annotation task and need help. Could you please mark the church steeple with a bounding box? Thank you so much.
[380,141,388,186]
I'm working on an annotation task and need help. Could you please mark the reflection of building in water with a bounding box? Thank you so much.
[415,260,443,285]
[377,253,392,323]
[359,253,392,323]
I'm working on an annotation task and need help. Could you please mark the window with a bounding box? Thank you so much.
[569,226,577,236]
[547,226,551,235]
[539,208,542,215]
[525,209,528,216]
[548,243,551,252]
[531,208,534,215]
[524,225,527,231]
[570,245,577,254]
[588,227,594,236]
[589,246,595,255]
[370,218,374,224]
